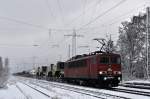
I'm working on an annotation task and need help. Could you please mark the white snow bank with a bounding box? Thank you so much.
[0,84,25,99]
[124,79,150,85]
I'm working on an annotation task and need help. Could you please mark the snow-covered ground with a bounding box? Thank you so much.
[0,79,51,99]
[1,76,150,99]
[0,83,25,99]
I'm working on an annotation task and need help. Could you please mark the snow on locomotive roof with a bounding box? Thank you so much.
[66,51,120,62]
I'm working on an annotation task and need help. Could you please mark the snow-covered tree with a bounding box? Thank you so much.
[0,57,9,88]
[117,14,147,79]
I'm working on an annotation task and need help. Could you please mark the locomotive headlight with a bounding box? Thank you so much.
[104,77,107,80]
[118,77,121,80]
[118,71,122,74]
[99,71,103,75]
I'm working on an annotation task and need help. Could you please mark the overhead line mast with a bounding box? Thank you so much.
[64,29,84,57]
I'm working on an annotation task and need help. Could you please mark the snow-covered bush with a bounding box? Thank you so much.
[0,57,9,88]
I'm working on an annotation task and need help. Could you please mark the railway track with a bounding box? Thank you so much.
[120,83,150,90]
[16,82,52,99]
[112,87,150,97]
[21,82,51,98]
[29,80,130,99]
[15,84,31,99]
[18,77,150,98]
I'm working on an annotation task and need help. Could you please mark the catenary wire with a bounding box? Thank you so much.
[45,0,55,19]
[78,0,127,30]
[65,0,104,27]
[57,0,65,25]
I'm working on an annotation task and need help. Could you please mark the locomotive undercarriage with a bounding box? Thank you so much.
[60,75,121,88]
[35,70,121,88]
[98,74,122,87]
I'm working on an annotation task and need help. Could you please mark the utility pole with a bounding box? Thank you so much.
[64,29,83,57]
[59,55,62,61]
[49,29,51,40]
[32,56,36,69]
[146,7,150,79]
[68,44,71,59]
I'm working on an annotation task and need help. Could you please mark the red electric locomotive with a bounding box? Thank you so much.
[64,51,122,87]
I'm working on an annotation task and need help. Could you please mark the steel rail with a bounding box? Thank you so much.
[20,82,51,98]
[15,85,31,99]
[112,88,150,97]
[30,80,129,99]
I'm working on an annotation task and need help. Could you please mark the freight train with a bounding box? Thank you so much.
[35,51,122,87]
[36,63,64,80]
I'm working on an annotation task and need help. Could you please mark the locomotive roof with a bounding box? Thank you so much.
[66,51,120,62]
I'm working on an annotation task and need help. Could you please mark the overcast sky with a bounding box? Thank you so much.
[0,0,149,72]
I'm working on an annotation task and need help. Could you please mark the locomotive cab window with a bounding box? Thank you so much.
[111,57,121,64]
[100,57,109,64]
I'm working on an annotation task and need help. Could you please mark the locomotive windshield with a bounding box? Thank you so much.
[99,56,121,64]
[100,57,109,64]
[110,56,121,64]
